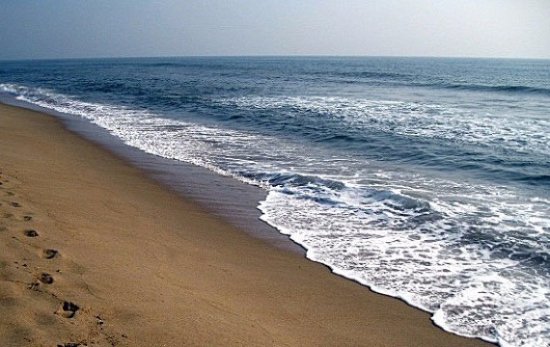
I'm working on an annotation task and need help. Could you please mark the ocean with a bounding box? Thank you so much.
[1,56,549,346]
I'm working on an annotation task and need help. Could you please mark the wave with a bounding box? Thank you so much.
[312,70,550,97]
[323,75,550,97]
[321,70,407,80]
[439,83,550,96]
[519,174,550,186]
[216,95,550,181]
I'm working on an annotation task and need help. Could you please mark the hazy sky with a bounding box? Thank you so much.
[1,0,549,60]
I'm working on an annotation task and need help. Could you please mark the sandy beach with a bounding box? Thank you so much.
[0,102,492,346]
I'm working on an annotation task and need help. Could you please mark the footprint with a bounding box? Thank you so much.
[95,315,105,326]
[11,202,21,207]
[43,249,59,259]
[58,301,80,319]
[39,273,54,284]
[28,282,40,291]
[24,229,39,237]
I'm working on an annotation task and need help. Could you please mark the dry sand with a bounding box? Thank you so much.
[0,103,492,346]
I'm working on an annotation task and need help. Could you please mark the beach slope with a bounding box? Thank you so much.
[0,103,491,346]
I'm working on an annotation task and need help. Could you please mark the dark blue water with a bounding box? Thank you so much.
[1,57,549,346]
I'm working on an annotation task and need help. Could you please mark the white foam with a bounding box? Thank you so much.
[217,96,550,157]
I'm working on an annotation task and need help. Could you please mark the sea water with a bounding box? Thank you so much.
[1,57,549,346]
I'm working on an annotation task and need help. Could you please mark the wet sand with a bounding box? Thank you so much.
[0,103,492,346]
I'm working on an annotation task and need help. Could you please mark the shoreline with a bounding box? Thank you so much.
[0,96,304,254]
[0,102,492,346]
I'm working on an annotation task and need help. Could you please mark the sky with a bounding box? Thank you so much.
[1,0,549,60]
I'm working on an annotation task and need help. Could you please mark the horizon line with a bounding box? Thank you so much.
[2,53,550,63]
